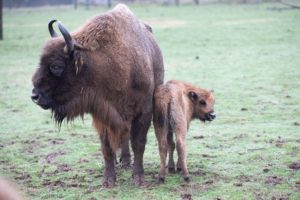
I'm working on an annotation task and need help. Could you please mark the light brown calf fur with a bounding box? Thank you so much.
[153,80,215,182]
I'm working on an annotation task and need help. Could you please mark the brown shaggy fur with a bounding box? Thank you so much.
[31,4,164,187]
[153,80,215,182]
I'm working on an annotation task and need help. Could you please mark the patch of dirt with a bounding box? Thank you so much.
[78,158,89,163]
[190,170,206,176]
[239,175,251,183]
[44,151,66,164]
[181,193,192,200]
[193,135,204,139]
[268,136,285,147]
[265,176,283,186]
[263,168,270,173]
[85,168,96,175]
[14,173,31,181]
[271,194,290,200]
[233,133,248,140]
[42,179,84,189]
[57,164,71,172]
[253,192,264,200]
[174,179,215,195]
[201,154,217,158]
[288,162,300,170]
[234,182,243,187]
[293,122,300,126]
[248,147,266,152]
[47,138,65,145]
[275,137,285,147]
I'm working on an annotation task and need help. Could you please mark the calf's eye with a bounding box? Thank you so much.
[199,100,206,106]
[50,65,64,77]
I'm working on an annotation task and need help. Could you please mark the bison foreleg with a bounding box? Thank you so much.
[100,134,116,188]
[130,112,152,186]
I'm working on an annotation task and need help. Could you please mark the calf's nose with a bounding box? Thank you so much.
[209,112,216,120]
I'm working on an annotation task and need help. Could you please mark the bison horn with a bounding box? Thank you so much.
[57,22,74,54]
[48,20,58,37]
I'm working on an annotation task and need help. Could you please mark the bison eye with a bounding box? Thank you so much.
[199,100,206,106]
[50,65,64,77]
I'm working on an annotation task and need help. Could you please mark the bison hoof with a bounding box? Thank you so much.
[183,176,191,182]
[121,161,131,170]
[177,167,182,172]
[102,177,116,188]
[132,174,146,187]
[168,167,176,174]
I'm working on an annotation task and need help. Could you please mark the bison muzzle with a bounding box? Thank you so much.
[31,4,164,187]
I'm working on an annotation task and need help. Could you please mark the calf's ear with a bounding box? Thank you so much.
[188,91,198,102]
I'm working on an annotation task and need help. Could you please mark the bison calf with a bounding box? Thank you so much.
[153,80,215,182]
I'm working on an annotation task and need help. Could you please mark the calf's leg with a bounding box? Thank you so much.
[167,131,176,173]
[154,126,168,182]
[176,129,190,182]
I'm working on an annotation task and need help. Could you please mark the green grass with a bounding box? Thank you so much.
[0,2,300,200]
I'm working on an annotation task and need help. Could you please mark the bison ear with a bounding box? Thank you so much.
[188,91,198,102]
[73,50,84,76]
[63,44,85,76]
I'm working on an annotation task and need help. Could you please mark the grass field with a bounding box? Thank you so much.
[0,2,300,200]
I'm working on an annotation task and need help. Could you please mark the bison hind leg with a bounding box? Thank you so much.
[130,112,152,186]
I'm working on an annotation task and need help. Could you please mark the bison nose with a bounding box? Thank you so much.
[31,89,40,103]
[208,112,216,120]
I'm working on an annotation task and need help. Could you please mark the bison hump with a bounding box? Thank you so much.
[73,4,144,51]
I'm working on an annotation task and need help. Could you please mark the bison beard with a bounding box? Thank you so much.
[31,4,164,187]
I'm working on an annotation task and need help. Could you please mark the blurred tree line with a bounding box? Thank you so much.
[4,0,73,7]
[3,0,280,8]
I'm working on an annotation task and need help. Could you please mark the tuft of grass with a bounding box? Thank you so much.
[0,3,299,200]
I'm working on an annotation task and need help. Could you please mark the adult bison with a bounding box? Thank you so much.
[31,4,164,187]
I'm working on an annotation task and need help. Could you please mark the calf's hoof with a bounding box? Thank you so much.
[102,176,116,188]
[157,175,165,183]
[183,176,191,182]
